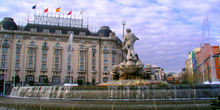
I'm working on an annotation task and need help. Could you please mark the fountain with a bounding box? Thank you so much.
[8,28,220,102]
[98,28,165,86]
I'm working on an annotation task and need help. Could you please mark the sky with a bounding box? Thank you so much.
[1,0,220,74]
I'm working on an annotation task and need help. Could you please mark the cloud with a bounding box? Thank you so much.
[1,0,220,73]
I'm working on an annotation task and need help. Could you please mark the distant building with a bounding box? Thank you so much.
[0,15,123,86]
[196,44,220,83]
[144,64,165,81]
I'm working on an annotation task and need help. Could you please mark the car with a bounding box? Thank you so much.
[63,83,78,86]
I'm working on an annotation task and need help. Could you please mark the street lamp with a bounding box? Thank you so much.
[122,20,126,61]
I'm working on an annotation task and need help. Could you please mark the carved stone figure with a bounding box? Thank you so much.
[122,28,139,61]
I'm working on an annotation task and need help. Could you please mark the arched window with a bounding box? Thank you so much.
[103,77,108,83]
[39,75,48,82]
[30,41,35,46]
[26,75,35,82]
[103,46,108,51]
[64,76,73,83]
[77,76,85,85]
[42,42,47,48]
[55,43,60,47]
[16,40,21,46]
[52,76,60,83]
[3,40,9,45]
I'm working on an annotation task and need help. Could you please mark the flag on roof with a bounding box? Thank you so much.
[44,8,48,13]
[56,7,60,12]
[32,5,36,9]
[67,10,72,15]
[80,9,83,15]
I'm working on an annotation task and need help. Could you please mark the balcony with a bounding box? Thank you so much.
[103,50,109,53]
[27,45,37,48]
[77,69,86,73]
[25,67,35,71]
[2,43,9,47]
[53,46,63,50]
[52,68,62,72]
[40,68,48,72]
[0,66,8,70]
[41,46,49,50]
[14,67,20,71]
[103,70,110,74]
[91,70,97,74]
[92,49,96,52]
[66,69,73,73]
[111,50,117,54]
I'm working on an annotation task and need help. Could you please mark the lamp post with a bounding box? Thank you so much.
[122,20,126,61]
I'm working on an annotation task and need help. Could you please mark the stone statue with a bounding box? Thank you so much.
[122,29,139,61]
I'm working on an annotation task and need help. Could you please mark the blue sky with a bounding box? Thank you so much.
[1,0,220,73]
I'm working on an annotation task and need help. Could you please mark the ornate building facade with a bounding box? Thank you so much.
[0,16,123,86]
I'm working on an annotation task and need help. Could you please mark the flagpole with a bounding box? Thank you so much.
[70,10,72,27]
[81,9,83,28]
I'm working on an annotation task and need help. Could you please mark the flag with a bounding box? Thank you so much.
[56,7,60,12]
[32,5,36,9]
[44,8,48,13]
[67,11,72,15]
[80,9,83,15]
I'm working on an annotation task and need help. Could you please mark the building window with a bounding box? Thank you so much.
[92,59,96,64]
[2,54,7,60]
[2,48,8,53]
[92,40,96,44]
[29,55,33,61]
[80,58,84,64]
[103,77,108,83]
[79,45,84,49]
[112,60,115,65]
[16,48,21,54]
[26,75,34,82]
[39,75,48,82]
[67,65,71,70]
[80,39,85,43]
[30,36,36,40]
[28,63,33,68]
[42,57,47,62]
[55,64,59,69]
[1,62,6,67]
[112,54,115,59]
[3,40,9,45]
[43,29,50,33]
[15,63,19,67]
[42,50,47,55]
[79,32,86,36]
[65,76,73,83]
[16,35,23,39]
[55,43,60,47]
[29,48,34,53]
[80,51,84,56]
[103,46,108,51]
[16,55,20,61]
[104,54,108,58]
[52,76,60,83]
[16,40,21,46]
[41,64,46,68]
[92,66,96,71]
[55,57,59,63]
[56,38,61,41]
[67,31,74,35]
[55,50,59,54]
[43,37,48,40]
[92,53,96,57]
[55,30,62,34]
[67,58,71,63]
[30,28,37,32]
[104,60,108,65]
[42,42,47,48]
[80,65,84,70]
[92,46,96,50]
[104,66,108,71]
